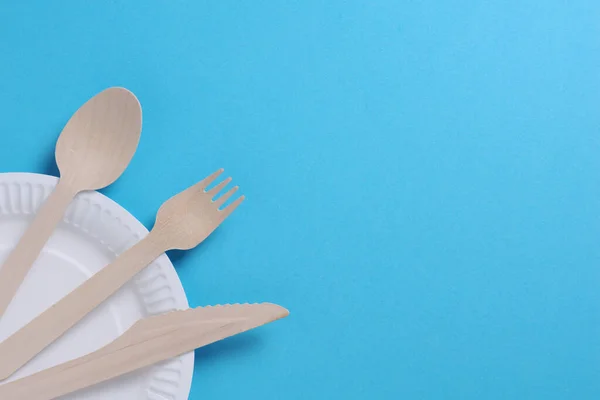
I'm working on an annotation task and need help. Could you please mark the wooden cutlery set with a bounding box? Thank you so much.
[0,88,288,399]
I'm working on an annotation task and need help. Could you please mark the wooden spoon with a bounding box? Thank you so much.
[0,87,142,318]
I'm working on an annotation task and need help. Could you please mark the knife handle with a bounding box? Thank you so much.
[0,317,210,399]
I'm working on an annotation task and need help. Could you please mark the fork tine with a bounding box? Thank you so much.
[214,186,239,207]
[198,168,225,190]
[220,195,245,219]
[207,177,232,197]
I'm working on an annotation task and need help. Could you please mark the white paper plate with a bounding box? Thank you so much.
[0,172,193,399]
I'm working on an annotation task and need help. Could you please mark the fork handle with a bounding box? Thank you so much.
[0,230,167,380]
[0,179,77,318]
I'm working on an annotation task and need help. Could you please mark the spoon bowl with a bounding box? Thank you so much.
[56,87,142,190]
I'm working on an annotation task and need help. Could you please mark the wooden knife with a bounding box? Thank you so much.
[0,303,288,400]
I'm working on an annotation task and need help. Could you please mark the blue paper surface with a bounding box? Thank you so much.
[1,1,600,398]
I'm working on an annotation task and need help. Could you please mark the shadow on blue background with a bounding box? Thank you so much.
[1,1,600,398]
[194,333,264,372]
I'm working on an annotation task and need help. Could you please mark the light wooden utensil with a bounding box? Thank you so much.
[0,169,245,380]
[0,87,142,318]
[0,303,288,400]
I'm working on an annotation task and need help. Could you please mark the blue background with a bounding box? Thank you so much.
[1,1,600,398]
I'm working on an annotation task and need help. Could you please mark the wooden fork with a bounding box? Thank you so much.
[0,168,244,380]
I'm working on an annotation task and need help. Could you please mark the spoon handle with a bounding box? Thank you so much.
[0,179,77,318]
[0,230,167,380]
